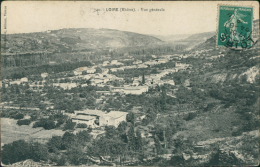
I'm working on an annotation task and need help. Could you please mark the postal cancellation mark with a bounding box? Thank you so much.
[217,5,255,50]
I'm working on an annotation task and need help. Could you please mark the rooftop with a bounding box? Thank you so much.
[103,111,128,119]
[73,115,96,120]
[75,109,105,117]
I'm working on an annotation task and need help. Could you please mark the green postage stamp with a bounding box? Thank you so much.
[217,5,253,49]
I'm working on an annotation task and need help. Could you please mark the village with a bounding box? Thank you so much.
[1,47,230,142]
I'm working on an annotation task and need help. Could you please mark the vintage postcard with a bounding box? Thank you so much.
[1,1,259,166]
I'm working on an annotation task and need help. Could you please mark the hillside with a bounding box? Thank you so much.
[150,34,191,43]
[176,31,215,49]
[1,28,163,54]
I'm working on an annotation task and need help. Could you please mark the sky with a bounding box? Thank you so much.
[1,1,259,36]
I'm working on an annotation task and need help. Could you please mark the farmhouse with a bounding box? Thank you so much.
[99,111,128,127]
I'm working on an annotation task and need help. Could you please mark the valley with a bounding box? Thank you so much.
[1,20,259,166]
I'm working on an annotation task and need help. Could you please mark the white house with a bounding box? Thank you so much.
[110,68,118,72]
[85,68,96,74]
[110,68,124,72]
[133,60,142,65]
[74,67,96,75]
[123,86,149,95]
[41,73,48,79]
[110,87,125,93]
[99,111,128,127]
[53,83,77,90]
[175,62,189,70]
[157,59,168,64]
[74,69,83,75]
[110,60,118,65]
[138,64,148,69]
[21,77,29,82]
[103,61,110,66]
[164,80,175,86]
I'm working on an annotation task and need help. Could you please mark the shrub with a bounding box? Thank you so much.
[47,136,63,153]
[57,154,67,166]
[203,102,217,112]
[30,114,38,121]
[63,120,76,131]
[231,129,243,137]
[17,119,32,126]
[33,118,56,130]
[12,113,24,120]
[76,123,88,128]
[29,142,49,162]
[1,140,48,165]
[184,112,197,121]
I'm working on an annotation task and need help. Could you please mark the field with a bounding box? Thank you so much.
[173,108,241,142]
[1,118,65,146]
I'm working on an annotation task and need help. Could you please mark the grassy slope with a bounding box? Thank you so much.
[1,28,163,54]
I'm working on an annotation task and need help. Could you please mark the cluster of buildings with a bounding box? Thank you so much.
[67,109,128,128]
[103,60,124,66]
[3,54,190,93]
[74,67,97,75]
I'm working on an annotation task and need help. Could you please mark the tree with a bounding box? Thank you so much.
[95,67,102,73]
[57,154,67,166]
[142,73,145,84]
[12,113,24,120]
[2,82,7,93]
[32,118,56,130]
[117,121,127,134]
[1,140,48,165]
[47,135,63,153]
[76,130,92,146]
[29,142,49,162]
[1,140,30,164]
[126,112,135,124]
[135,129,144,161]
[153,135,163,155]
[66,146,84,165]
[17,119,31,126]
[63,119,76,131]
[62,132,76,149]
[128,125,136,151]
[153,124,165,141]
[105,125,118,139]
[76,123,88,128]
